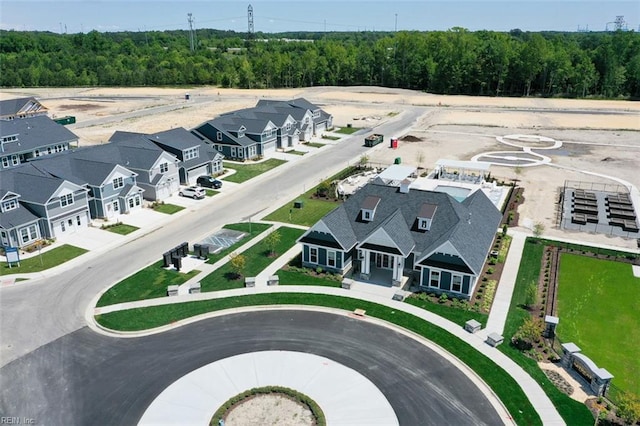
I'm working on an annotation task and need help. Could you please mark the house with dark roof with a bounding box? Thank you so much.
[0,115,79,171]
[297,181,502,298]
[0,164,91,248]
[192,98,332,160]
[0,97,48,121]
[141,128,224,184]
[28,152,144,220]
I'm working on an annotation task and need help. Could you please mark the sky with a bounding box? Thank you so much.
[1,1,639,34]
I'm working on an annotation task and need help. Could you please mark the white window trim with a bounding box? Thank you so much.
[429,270,440,288]
[327,250,336,267]
[309,247,318,264]
[216,131,222,141]
[3,199,18,211]
[60,193,74,207]
[160,162,169,173]
[113,177,124,189]
[451,274,463,293]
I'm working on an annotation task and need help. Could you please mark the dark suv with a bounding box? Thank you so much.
[196,176,223,189]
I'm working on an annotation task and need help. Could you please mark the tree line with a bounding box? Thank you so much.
[1,28,638,98]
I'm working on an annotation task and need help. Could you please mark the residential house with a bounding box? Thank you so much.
[29,153,144,220]
[0,97,48,121]
[0,164,90,248]
[256,98,333,137]
[0,115,79,171]
[145,128,224,185]
[297,181,502,299]
[192,98,333,159]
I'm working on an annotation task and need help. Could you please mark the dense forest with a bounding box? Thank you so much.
[1,28,639,98]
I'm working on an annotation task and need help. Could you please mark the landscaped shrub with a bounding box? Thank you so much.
[512,317,544,351]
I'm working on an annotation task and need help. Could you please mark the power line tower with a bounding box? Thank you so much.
[614,15,625,31]
[188,13,196,52]
[247,4,254,40]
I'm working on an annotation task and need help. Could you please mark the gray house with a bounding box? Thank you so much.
[0,164,90,248]
[192,98,332,159]
[0,97,48,121]
[29,153,144,219]
[0,115,79,171]
[145,128,224,184]
[297,181,501,298]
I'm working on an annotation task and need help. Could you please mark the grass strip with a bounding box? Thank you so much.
[405,298,489,327]
[334,126,361,135]
[152,203,184,214]
[223,159,287,183]
[1,244,87,275]
[103,223,139,235]
[95,293,540,426]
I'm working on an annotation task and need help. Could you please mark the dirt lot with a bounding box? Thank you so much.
[2,86,639,249]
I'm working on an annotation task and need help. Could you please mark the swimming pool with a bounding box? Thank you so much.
[434,185,471,202]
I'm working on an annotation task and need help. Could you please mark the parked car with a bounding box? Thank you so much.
[179,186,205,199]
[196,176,223,189]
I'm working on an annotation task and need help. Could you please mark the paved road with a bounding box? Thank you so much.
[0,311,502,426]
[0,108,423,367]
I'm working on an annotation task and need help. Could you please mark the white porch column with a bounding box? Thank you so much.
[393,256,404,281]
[362,250,370,275]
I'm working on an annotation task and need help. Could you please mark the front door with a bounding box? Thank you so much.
[375,253,391,269]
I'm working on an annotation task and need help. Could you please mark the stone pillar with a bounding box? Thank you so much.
[361,250,370,275]
[544,315,559,338]
[393,256,404,283]
[592,369,614,397]
[561,342,581,368]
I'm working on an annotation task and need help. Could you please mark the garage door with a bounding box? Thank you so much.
[263,140,276,155]
[188,165,209,185]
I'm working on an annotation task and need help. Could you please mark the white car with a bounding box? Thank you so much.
[179,186,205,199]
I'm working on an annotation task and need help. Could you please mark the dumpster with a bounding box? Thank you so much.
[364,134,384,147]
[394,157,402,164]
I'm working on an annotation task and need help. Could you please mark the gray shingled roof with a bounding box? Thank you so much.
[309,182,501,275]
[0,116,78,155]
[193,120,254,147]
[0,204,40,229]
[0,164,66,204]
[149,128,201,151]
[0,97,46,118]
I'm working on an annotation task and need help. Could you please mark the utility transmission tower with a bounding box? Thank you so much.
[614,15,625,30]
[188,13,196,52]
[247,4,254,40]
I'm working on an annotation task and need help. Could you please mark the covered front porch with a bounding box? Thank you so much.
[356,248,408,287]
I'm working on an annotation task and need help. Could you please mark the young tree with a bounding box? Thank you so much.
[416,150,425,172]
[512,316,544,350]
[524,281,538,308]
[533,222,545,239]
[264,230,281,257]
[617,392,640,425]
[359,154,369,168]
[229,252,246,280]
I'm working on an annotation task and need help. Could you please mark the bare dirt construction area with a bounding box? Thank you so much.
[1,85,639,249]
[223,393,314,426]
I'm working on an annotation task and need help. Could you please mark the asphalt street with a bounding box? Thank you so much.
[0,311,502,426]
[0,108,423,367]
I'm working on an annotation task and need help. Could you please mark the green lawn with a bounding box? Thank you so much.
[499,238,594,426]
[207,223,272,264]
[321,135,339,140]
[277,269,342,287]
[1,244,87,275]
[103,223,139,235]
[556,253,640,396]
[205,189,219,197]
[287,150,306,156]
[306,142,327,147]
[200,227,305,292]
[335,126,361,135]
[152,203,185,214]
[223,159,287,183]
[405,297,489,327]
[264,196,339,226]
[96,260,200,307]
[95,293,540,426]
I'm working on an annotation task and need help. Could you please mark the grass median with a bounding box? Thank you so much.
[95,292,540,426]
[223,159,287,183]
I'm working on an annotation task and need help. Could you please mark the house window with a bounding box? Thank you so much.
[61,221,66,232]
[129,198,134,208]
[452,275,462,292]
[286,122,291,131]
[11,155,19,165]
[20,224,38,244]
[135,196,141,206]
[77,215,81,226]
[230,147,237,157]
[3,199,18,211]
[217,145,223,151]
[113,177,124,189]
[358,249,364,260]
[2,157,9,168]
[217,131,222,141]
[184,147,199,161]
[363,211,371,220]
[47,147,52,154]
[327,251,336,267]
[35,149,41,157]
[419,219,428,229]
[429,270,440,288]
[238,148,243,158]
[160,162,169,173]
[1,230,8,246]
[309,247,318,264]
[113,200,119,212]
[60,193,74,207]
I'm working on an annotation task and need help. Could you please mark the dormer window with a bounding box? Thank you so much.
[3,199,18,211]
[184,147,199,160]
[418,203,437,231]
[217,131,222,141]
[361,196,381,222]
